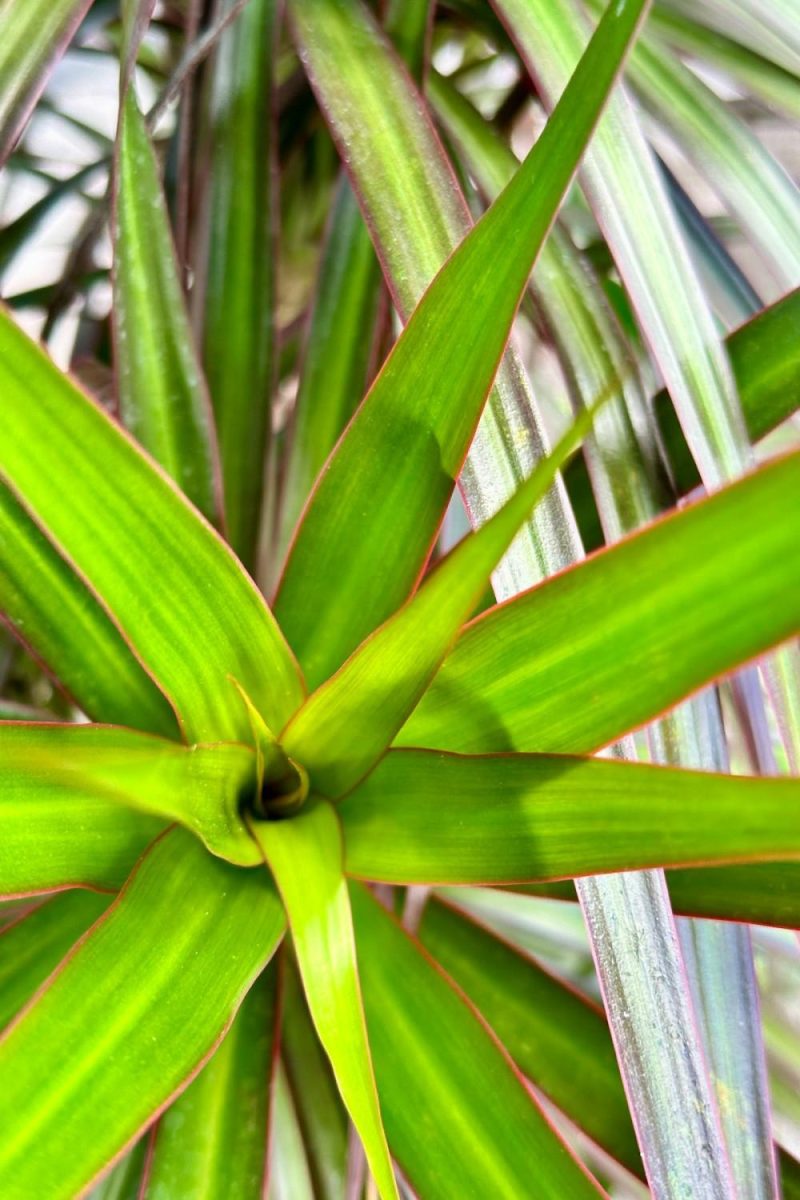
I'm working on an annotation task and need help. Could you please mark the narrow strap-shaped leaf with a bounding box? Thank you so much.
[655,287,800,496]
[0,789,161,900]
[281,957,349,1200]
[428,70,662,544]
[269,1061,316,1200]
[142,965,278,1198]
[420,898,800,1198]
[288,0,584,622]
[0,0,92,165]
[0,827,285,1200]
[0,308,305,743]
[431,70,780,1199]
[114,91,221,524]
[419,898,641,1173]
[492,0,746,487]
[649,5,800,121]
[249,802,398,1200]
[193,0,278,569]
[275,0,647,687]
[0,891,109,1030]
[282,408,597,797]
[514,862,800,930]
[349,882,605,1199]
[399,452,800,755]
[278,177,383,559]
[0,483,177,735]
[622,25,800,287]
[340,747,800,883]
[0,722,260,871]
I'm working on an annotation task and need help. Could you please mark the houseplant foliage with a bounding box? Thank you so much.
[0,0,799,1196]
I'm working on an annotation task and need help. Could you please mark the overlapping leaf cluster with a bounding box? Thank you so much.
[0,0,799,1197]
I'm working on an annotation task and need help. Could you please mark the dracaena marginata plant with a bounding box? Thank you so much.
[1,0,799,1197]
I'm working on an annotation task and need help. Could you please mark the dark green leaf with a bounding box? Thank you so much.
[419,898,641,1172]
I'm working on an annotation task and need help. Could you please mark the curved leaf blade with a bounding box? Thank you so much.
[0,0,91,165]
[283,407,597,797]
[399,452,800,755]
[249,802,397,1200]
[0,723,260,872]
[493,0,746,487]
[0,891,109,1030]
[0,828,285,1200]
[419,898,641,1173]
[275,0,647,687]
[143,966,278,1199]
[0,482,177,736]
[114,92,221,524]
[341,747,800,884]
[0,309,305,743]
[350,882,604,1199]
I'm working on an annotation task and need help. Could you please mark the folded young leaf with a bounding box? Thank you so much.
[0,827,285,1200]
[399,452,800,755]
[275,0,647,687]
[0,309,305,743]
[282,407,597,797]
[0,483,177,735]
[0,891,109,1030]
[193,0,278,569]
[0,0,91,165]
[248,801,398,1200]
[114,91,221,525]
[0,723,260,874]
[142,965,278,1199]
[349,883,604,1198]
[341,747,800,884]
